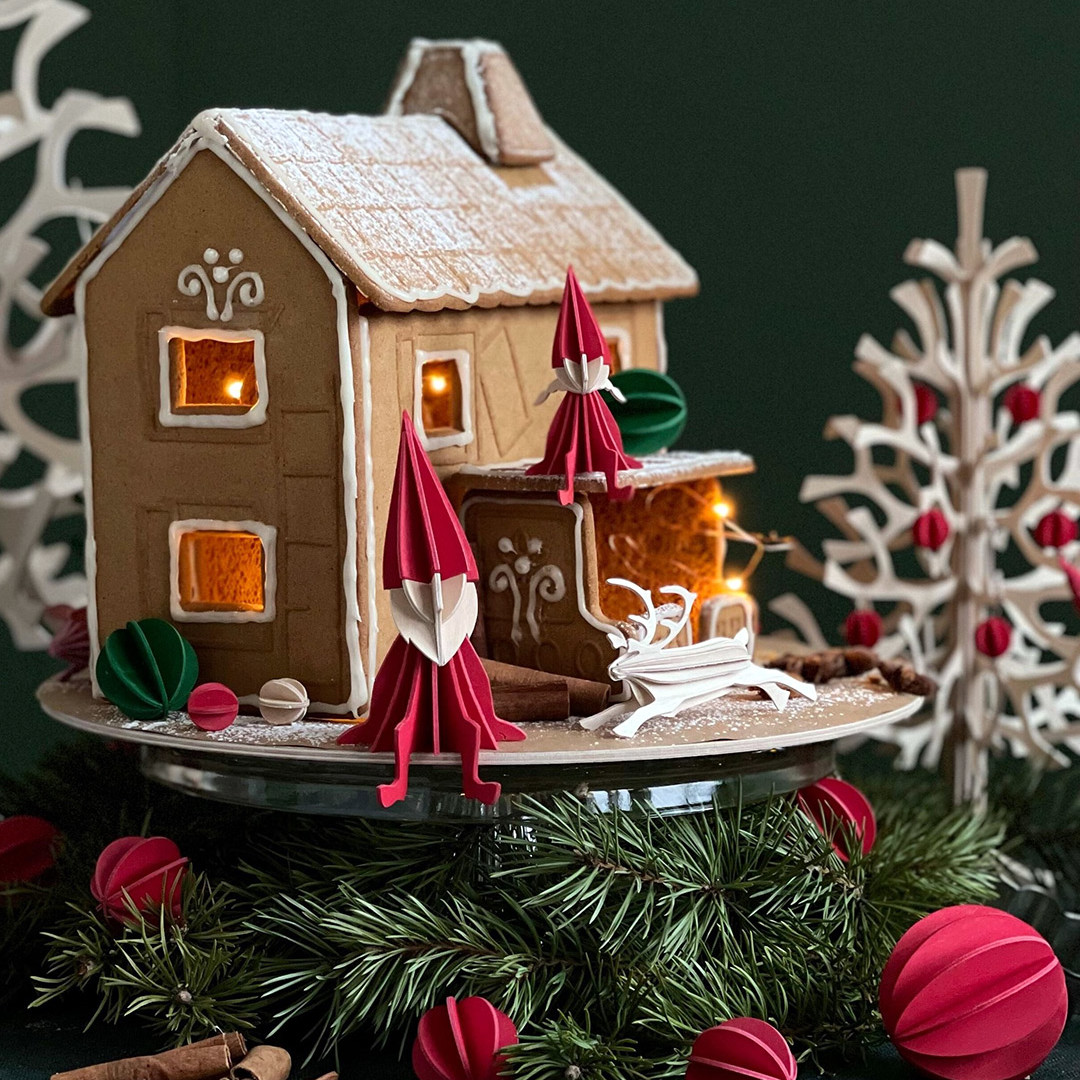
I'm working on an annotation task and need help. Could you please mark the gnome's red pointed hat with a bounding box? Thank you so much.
[527,267,640,503]
[384,413,477,589]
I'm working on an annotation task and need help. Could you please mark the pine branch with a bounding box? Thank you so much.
[250,885,592,1054]
[506,1016,654,1080]
[33,872,262,1046]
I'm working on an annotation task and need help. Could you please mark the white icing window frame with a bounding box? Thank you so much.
[413,347,473,451]
[168,518,277,624]
[158,326,268,429]
[600,325,632,370]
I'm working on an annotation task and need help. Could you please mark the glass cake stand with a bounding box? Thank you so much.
[36,660,923,821]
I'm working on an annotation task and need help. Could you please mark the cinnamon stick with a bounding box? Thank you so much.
[564,673,610,716]
[51,1032,248,1080]
[231,1045,292,1080]
[481,658,569,721]
[765,647,937,697]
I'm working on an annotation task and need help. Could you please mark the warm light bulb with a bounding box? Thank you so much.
[225,379,244,400]
[427,374,448,394]
[713,501,732,519]
[725,576,744,592]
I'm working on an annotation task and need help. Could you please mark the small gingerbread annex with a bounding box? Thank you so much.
[41,38,749,716]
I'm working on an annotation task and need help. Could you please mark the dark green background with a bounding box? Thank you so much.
[7,0,1080,775]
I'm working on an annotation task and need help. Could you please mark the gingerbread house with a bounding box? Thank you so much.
[41,38,748,716]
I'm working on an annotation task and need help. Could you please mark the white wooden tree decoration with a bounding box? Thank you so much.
[0,0,138,647]
[775,168,1080,806]
[581,578,815,738]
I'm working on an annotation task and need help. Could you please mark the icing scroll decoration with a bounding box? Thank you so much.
[177,247,264,322]
[489,536,566,646]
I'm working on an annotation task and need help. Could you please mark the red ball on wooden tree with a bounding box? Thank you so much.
[686,1017,796,1080]
[796,777,876,861]
[1003,384,1040,424]
[844,609,882,647]
[913,508,950,551]
[913,383,939,425]
[90,836,188,925]
[187,682,239,731]
[880,904,1067,1080]
[0,816,59,883]
[1033,510,1077,549]
[974,616,1011,658]
[413,996,518,1080]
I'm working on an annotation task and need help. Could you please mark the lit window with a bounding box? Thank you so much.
[421,359,463,435]
[601,327,631,373]
[169,520,276,623]
[158,327,267,428]
[413,349,473,450]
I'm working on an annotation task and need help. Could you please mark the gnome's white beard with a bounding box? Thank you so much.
[534,353,625,405]
[390,573,478,666]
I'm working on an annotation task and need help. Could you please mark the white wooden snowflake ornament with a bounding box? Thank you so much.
[0,0,138,648]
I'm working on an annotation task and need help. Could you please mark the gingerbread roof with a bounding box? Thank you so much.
[42,44,698,317]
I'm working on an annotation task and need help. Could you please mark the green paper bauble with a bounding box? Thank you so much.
[96,618,198,720]
[602,369,688,455]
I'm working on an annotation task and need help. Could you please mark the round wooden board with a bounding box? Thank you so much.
[37,673,920,767]
[37,639,922,818]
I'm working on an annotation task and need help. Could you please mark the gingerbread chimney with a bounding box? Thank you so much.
[385,38,555,167]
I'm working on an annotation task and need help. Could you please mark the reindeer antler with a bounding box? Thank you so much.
[605,578,698,651]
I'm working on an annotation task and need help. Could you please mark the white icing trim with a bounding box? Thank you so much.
[168,518,277,623]
[156,326,267,429]
[413,347,474,450]
[358,315,378,700]
[73,134,366,714]
[458,40,500,164]
[460,494,615,638]
[654,302,668,375]
[600,325,632,370]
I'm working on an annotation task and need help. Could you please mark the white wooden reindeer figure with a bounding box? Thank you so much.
[581,579,816,738]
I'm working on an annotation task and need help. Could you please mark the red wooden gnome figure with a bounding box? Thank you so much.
[338,413,525,806]
[527,266,641,503]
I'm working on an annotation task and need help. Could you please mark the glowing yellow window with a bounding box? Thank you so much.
[169,521,277,623]
[420,358,464,437]
[158,327,267,428]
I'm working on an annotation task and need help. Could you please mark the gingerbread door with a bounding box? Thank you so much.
[461,493,618,683]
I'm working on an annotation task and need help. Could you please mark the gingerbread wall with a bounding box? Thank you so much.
[360,300,663,667]
[82,149,359,709]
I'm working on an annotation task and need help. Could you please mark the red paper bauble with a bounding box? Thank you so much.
[46,606,90,675]
[844,609,882,647]
[913,509,950,551]
[880,904,1067,1080]
[90,836,188,924]
[1003,384,1040,424]
[796,778,876,861]
[0,816,59,883]
[914,384,939,425]
[974,616,1011,658]
[187,682,239,731]
[412,996,518,1080]
[1033,510,1077,549]
[686,1017,797,1080]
